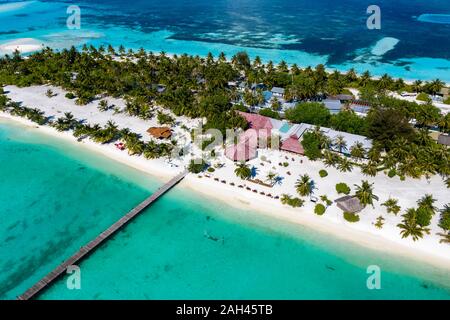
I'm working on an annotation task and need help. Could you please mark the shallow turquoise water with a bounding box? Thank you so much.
[0,119,449,299]
[0,119,158,299]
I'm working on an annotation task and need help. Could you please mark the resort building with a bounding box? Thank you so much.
[271,87,285,98]
[328,94,354,103]
[349,100,371,116]
[322,99,343,114]
[147,127,172,139]
[235,112,372,156]
[437,134,450,147]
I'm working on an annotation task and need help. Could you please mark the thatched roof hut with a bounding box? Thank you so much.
[147,127,172,139]
[335,196,364,213]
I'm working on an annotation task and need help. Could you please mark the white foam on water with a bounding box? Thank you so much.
[0,1,35,13]
[371,37,400,56]
[417,13,450,25]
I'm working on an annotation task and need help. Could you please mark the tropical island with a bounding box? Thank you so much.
[0,46,449,266]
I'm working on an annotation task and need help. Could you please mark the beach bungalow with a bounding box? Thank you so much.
[328,94,354,103]
[349,100,371,116]
[236,111,372,156]
[323,129,372,155]
[322,99,343,114]
[437,134,450,147]
[147,127,172,139]
[335,196,364,213]
[280,135,304,154]
[238,112,274,132]
[271,87,285,98]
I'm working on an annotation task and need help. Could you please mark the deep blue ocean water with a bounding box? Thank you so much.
[0,0,449,81]
[0,120,449,300]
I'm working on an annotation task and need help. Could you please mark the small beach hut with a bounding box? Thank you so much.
[147,127,172,139]
[271,87,285,98]
[335,196,364,213]
[280,135,304,154]
[437,134,450,147]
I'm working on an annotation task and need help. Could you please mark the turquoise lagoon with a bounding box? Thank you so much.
[1,0,450,82]
[0,120,449,300]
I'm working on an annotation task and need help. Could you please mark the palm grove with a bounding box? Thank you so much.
[0,46,449,241]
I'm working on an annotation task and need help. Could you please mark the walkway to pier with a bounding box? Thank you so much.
[17,170,188,300]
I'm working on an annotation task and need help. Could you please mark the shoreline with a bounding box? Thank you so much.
[1,112,450,274]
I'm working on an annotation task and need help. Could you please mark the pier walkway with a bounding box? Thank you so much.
[17,170,188,300]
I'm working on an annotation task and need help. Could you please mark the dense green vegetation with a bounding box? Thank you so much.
[314,203,326,215]
[319,169,328,178]
[188,159,208,174]
[0,47,448,182]
[343,212,360,223]
[234,162,252,180]
[335,183,351,195]
[381,198,401,215]
[258,108,280,119]
[295,174,314,197]
[0,47,247,135]
[280,194,305,208]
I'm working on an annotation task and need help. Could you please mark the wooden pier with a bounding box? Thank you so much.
[17,170,188,300]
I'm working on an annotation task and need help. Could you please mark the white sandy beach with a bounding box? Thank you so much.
[0,38,44,55]
[1,84,450,272]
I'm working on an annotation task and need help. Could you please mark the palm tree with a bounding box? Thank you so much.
[437,113,450,133]
[361,161,378,177]
[354,180,378,207]
[436,232,450,244]
[377,73,394,91]
[125,136,145,155]
[63,112,75,123]
[296,174,313,197]
[281,194,292,205]
[323,150,339,167]
[337,157,353,172]
[417,194,437,217]
[397,208,430,241]
[427,79,444,95]
[412,80,423,93]
[345,68,357,82]
[359,71,371,87]
[266,172,277,185]
[234,162,251,180]
[334,135,347,154]
[98,99,109,111]
[350,142,365,160]
[143,141,159,159]
[439,204,450,231]
[381,198,401,215]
